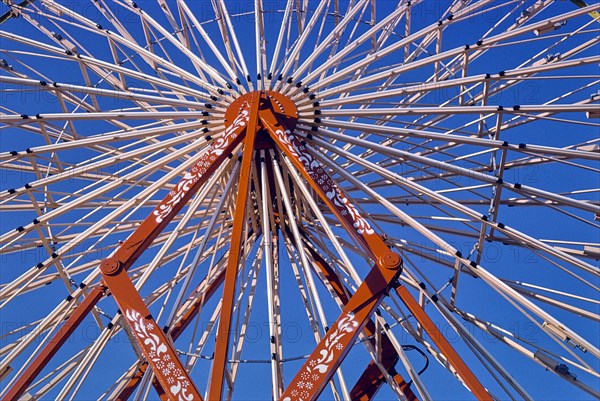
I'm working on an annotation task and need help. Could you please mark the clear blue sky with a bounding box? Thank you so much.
[1,1,598,400]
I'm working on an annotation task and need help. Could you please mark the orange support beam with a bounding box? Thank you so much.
[351,361,418,401]
[278,252,401,401]
[297,232,418,401]
[115,254,231,400]
[100,258,204,401]
[260,107,391,262]
[2,287,104,401]
[395,285,490,400]
[260,98,488,401]
[207,92,262,400]
[257,98,404,401]
[3,99,252,401]
[114,362,150,401]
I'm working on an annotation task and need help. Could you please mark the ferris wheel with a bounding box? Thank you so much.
[0,0,599,400]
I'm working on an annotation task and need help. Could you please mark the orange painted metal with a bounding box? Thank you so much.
[115,258,231,400]
[106,96,258,400]
[207,90,300,400]
[2,287,104,401]
[207,92,263,400]
[5,89,490,401]
[394,285,490,400]
[3,97,252,400]
[114,361,149,401]
[100,260,203,401]
[296,232,418,401]
[278,250,401,401]
[261,107,403,400]
[106,103,251,275]
[259,108,393,264]
[170,268,227,339]
[97,102,250,397]
[262,102,489,400]
[351,361,418,401]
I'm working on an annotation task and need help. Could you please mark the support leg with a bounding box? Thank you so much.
[207,92,262,400]
[2,288,104,401]
[394,285,490,400]
[100,260,204,401]
[3,102,253,400]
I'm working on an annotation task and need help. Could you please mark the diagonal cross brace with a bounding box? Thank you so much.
[3,101,253,401]
[101,263,204,401]
[98,101,256,401]
[295,231,418,401]
[259,108,403,401]
[260,105,490,401]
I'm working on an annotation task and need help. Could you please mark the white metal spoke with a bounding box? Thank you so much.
[1,1,598,399]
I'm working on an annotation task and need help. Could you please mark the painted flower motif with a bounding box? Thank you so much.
[300,372,309,380]
[311,374,319,381]
[153,110,248,225]
[167,377,174,384]
[163,354,171,362]
[309,360,316,367]
[335,343,344,350]
[167,361,176,370]
[145,323,155,331]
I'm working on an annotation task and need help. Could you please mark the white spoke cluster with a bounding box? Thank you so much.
[0,1,598,400]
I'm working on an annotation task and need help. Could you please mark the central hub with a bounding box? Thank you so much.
[224,90,298,132]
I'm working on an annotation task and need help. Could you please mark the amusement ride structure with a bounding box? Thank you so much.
[0,1,599,400]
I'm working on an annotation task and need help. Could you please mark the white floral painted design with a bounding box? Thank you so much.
[284,312,359,401]
[125,309,197,401]
[153,108,250,223]
[272,128,374,235]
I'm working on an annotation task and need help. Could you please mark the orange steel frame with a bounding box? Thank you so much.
[3,91,490,401]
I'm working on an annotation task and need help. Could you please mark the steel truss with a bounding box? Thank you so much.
[0,1,599,400]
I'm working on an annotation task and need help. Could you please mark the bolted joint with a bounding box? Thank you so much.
[378,251,402,270]
[100,257,121,276]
